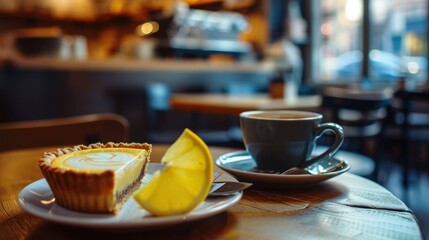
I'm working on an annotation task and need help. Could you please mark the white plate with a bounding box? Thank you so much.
[17,163,242,230]
[215,151,350,188]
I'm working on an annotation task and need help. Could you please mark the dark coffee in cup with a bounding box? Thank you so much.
[240,110,344,172]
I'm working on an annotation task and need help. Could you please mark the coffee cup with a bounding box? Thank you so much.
[240,110,344,172]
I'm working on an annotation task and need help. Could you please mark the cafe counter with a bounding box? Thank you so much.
[0,57,274,122]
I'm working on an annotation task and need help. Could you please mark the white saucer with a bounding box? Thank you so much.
[215,151,350,188]
[17,163,242,230]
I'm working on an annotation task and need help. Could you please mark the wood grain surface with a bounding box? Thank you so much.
[0,145,423,240]
[170,94,321,116]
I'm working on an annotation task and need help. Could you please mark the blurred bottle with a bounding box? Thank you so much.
[269,70,297,102]
[269,71,284,99]
[284,69,297,103]
[397,75,406,91]
[396,74,416,91]
[72,36,88,60]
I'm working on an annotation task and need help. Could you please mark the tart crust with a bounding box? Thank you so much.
[39,142,151,214]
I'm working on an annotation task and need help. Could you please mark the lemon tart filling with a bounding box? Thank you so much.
[39,142,151,214]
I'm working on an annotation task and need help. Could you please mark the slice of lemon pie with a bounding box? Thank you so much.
[39,142,151,214]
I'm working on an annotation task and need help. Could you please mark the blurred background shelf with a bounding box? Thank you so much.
[3,57,274,73]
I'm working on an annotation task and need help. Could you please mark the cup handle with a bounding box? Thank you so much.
[299,122,344,168]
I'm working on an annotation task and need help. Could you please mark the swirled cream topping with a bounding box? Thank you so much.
[52,148,143,173]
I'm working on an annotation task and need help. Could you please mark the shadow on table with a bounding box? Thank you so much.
[27,212,237,240]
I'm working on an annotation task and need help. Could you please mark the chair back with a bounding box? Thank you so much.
[385,89,429,141]
[0,113,129,151]
[320,87,392,137]
[391,90,429,123]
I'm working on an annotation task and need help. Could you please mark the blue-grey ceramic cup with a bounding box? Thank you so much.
[240,110,344,172]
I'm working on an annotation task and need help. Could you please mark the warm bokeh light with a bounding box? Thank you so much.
[408,61,420,74]
[110,0,124,14]
[320,22,333,36]
[43,0,95,19]
[136,21,159,36]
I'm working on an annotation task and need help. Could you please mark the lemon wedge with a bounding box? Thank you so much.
[133,128,213,216]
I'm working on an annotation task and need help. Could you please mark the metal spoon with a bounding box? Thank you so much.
[282,167,312,175]
[208,181,252,197]
[282,158,347,175]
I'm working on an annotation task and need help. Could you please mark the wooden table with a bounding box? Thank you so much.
[0,145,423,240]
[170,93,321,116]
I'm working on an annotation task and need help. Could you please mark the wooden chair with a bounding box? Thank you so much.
[319,87,392,180]
[0,113,129,151]
[384,89,429,189]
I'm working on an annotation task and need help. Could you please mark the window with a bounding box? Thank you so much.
[311,0,428,86]
[369,0,428,84]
